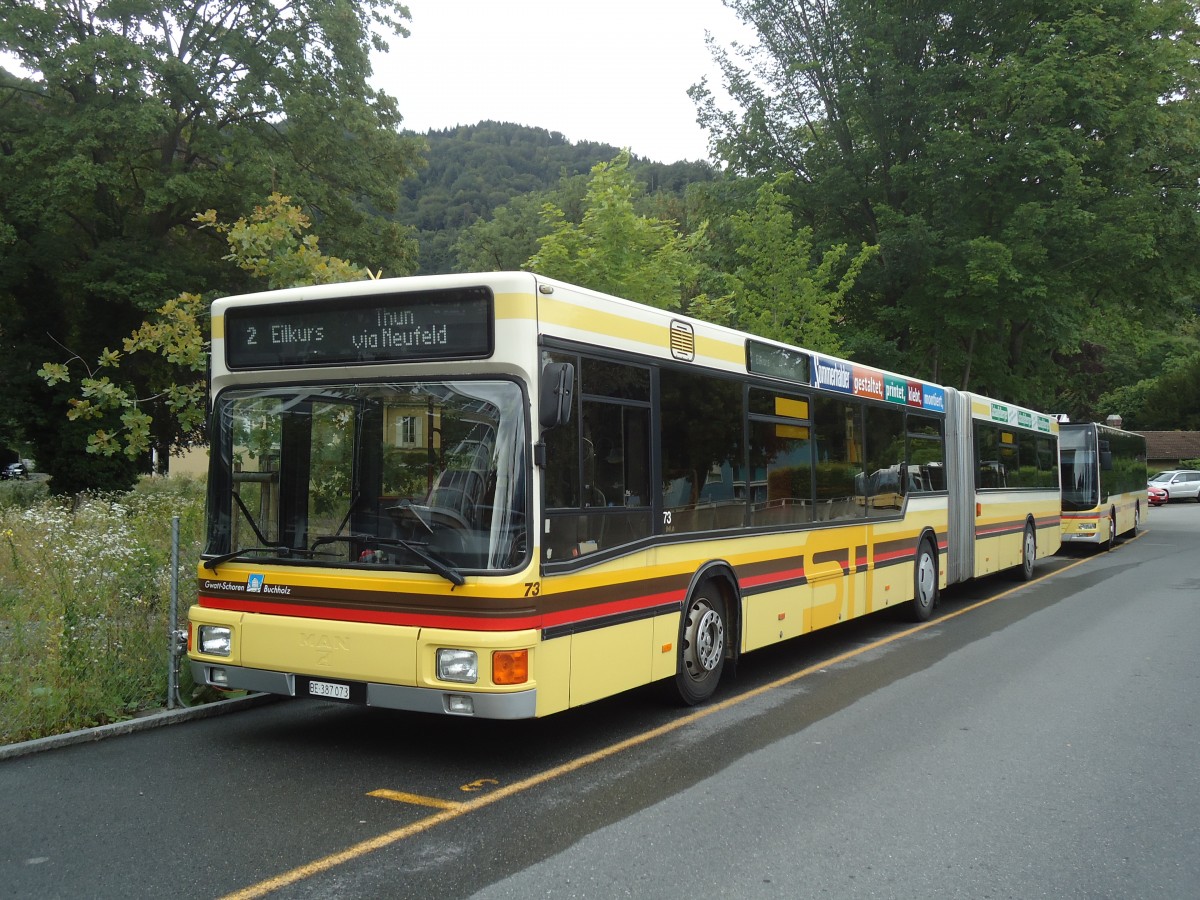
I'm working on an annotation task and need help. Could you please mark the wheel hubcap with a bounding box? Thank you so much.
[685,600,724,675]
[918,553,936,607]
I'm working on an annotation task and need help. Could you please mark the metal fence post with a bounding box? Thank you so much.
[168,515,184,709]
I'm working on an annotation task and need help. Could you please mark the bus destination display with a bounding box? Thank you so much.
[224,287,493,368]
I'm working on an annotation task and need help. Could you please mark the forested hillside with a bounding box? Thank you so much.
[396,122,717,273]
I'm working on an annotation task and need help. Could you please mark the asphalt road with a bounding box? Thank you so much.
[2,503,1198,899]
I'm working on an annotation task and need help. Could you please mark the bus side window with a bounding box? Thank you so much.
[542,352,581,509]
[1012,432,1039,488]
[863,405,905,514]
[543,354,652,560]
[975,423,1002,489]
[907,414,945,493]
[1037,437,1058,488]
[813,396,863,521]
[660,368,745,532]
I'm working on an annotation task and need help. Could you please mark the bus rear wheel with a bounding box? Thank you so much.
[674,584,727,705]
[909,539,938,622]
[1017,523,1037,580]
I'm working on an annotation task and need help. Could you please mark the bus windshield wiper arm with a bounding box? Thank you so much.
[203,546,307,570]
[357,535,465,587]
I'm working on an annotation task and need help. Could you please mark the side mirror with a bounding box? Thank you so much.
[1099,451,1113,471]
[539,362,575,429]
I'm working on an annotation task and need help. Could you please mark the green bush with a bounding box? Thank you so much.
[0,476,207,744]
[0,477,51,511]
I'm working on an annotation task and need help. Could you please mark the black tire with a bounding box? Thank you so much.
[1130,504,1140,537]
[673,583,728,705]
[909,538,938,621]
[1104,510,1117,552]
[1016,523,1036,581]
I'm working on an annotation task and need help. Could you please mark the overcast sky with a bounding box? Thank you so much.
[371,0,754,163]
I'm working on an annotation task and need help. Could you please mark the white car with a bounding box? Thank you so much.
[1147,470,1200,502]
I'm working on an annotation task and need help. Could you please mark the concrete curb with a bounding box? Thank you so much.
[0,692,279,761]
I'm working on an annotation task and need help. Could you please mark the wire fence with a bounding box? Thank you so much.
[0,477,207,745]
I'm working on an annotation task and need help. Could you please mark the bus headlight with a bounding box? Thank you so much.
[437,649,478,683]
[198,625,232,657]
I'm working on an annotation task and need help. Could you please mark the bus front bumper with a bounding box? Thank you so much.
[1061,521,1103,542]
[190,661,537,719]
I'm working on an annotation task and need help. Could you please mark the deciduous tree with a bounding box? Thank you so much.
[695,0,1200,405]
[39,196,371,468]
[719,175,877,354]
[0,0,422,489]
[527,152,708,309]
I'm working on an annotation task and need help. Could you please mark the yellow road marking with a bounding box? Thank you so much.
[460,778,500,793]
[221,543,1117,900]
[366,790,463,810]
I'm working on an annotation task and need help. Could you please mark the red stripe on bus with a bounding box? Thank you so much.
[198,588,688,632]
[198,595,542,630]
[872,548,914,565]
[540,588,687,628]
[739,566,807,589]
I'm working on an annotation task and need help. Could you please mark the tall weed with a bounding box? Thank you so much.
[0,477,206,744]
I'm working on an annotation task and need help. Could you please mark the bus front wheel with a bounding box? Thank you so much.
[674,584,727,705]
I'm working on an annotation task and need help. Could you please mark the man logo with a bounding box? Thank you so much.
[300,633,350,668]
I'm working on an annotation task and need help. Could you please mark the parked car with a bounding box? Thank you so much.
[1147,469,1200,502]
[1148,484,1169,507]
[1,461,28,480]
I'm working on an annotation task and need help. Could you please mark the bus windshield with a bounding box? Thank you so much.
[1059,427,1098,511]
[204,380,527,574]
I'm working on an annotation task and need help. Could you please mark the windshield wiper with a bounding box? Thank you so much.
[389,499,433,533]
[356,535,465,587]
[205,536,465,587]
[203,546,311,570]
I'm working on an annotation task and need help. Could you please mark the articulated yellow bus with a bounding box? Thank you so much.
[1059,422,1147,548]
[188,272,1061,718]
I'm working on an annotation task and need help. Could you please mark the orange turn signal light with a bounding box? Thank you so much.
[492,649,529,685]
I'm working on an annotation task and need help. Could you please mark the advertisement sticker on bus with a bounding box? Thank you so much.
[921,385,945,413]
[813,356,853,394]
[815,355,944,413]
[884,375,907,404]
[852,367,885,401]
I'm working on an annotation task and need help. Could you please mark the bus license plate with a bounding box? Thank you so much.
[307,679,351,701]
